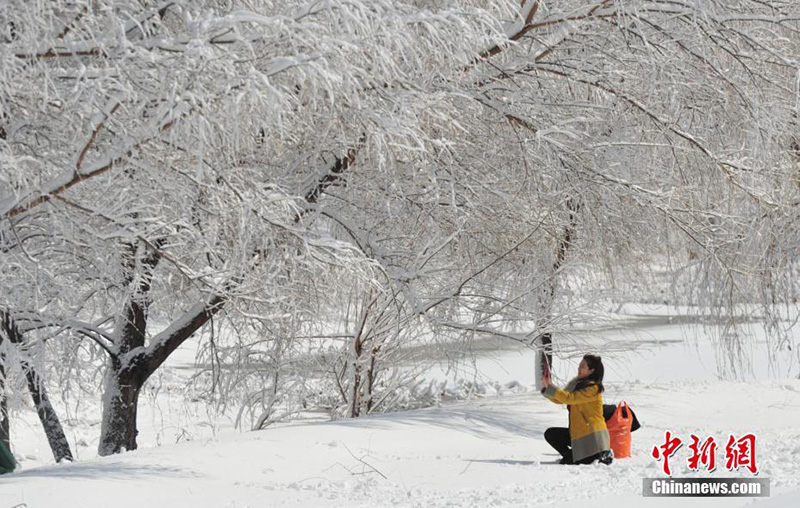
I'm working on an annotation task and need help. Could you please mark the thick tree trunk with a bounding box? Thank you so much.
[0,127,6,451]
[0,317,10,450]
[0,362,8,451]
[98,367,142,456]
[365,345,379,414]
[22,362,73,462]
[97,240,159,456]
[97,295,225,455]
[1,310,73,462]
[350,334,363,419]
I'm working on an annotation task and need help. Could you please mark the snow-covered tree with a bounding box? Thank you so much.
[2,0,800,460]
[0,0,521,454]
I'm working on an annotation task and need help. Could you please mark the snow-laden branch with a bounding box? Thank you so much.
[475,0,541,61]
[0,102,189,220]
[524,65,779,206]
[138,294,226,375]
[13,0,180,59]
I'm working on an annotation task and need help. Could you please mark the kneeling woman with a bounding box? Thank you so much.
[541,354,613,465]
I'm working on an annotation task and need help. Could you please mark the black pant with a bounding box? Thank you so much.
[544,427,602,465]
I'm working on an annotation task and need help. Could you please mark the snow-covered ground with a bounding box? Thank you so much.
[2,307,800,507]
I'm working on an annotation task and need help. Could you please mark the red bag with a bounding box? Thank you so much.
[607,401,633,458]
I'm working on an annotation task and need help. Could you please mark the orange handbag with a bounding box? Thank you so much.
[607,401,633,458]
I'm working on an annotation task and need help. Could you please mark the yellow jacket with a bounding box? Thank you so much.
[542,378,610,461]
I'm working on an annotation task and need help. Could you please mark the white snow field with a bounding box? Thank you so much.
[2,310,800,507]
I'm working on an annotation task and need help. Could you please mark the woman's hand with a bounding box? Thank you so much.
[542,366,551,388]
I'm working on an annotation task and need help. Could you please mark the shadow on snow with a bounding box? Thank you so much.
[4,461,200,480]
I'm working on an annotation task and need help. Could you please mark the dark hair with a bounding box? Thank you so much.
[574,354,605,394]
